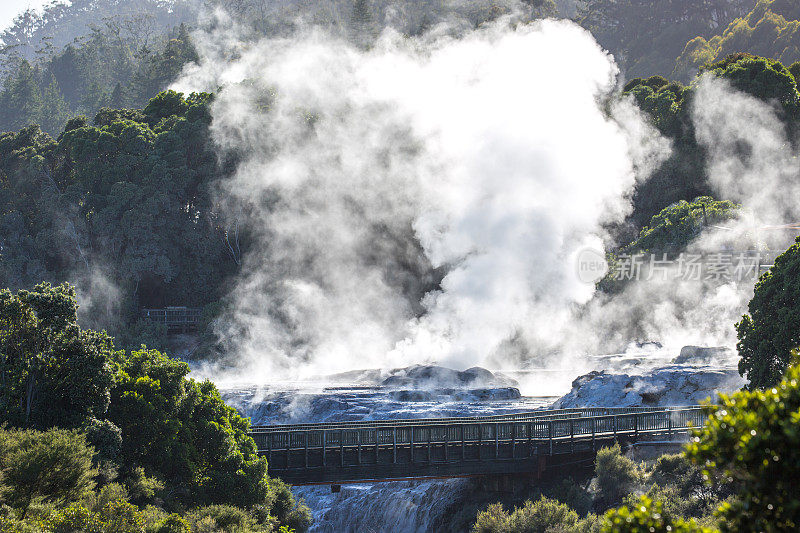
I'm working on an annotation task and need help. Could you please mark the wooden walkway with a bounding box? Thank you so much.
[249,407,705,485]
[140,307,202,332]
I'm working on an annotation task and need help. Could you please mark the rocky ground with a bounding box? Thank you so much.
[219,348,748,532]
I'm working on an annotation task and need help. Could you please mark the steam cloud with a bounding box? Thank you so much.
[176,9,797,386]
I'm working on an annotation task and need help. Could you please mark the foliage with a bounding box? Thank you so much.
[593,444,641,509]
[0,428,96,518]
[685,357,800,531]
[0,91,237,352]
[736,238,800,388]
[623,54,799,226]
[0,0,199,135]
[623,197,740,255]
[0,283,115,429]
[578,0,754,78]
[673,0,800,81]
[473,496,599,533]
[602,496,715,533]
[107,348,271,508]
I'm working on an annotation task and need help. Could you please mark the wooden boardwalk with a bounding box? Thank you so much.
[249,407,705,485]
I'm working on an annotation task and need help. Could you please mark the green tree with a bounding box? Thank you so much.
[685,355,800,531]
[736,237,800,388]
[0,428,96,518]
[0,282,115,428]
[107,348,272,508]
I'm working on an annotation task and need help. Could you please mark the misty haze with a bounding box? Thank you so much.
[1,1,799,532]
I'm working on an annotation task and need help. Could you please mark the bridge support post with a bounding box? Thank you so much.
[591,418,596,451]
[304,431,309,468]
[340,430,344,467]
[357,430,362,465]
[323,431,327,467]
[393,428,397,464]
[410,428,415,464]
[548,421,553,456]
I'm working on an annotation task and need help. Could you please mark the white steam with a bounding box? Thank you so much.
[178,17,671,381]
[179,13,799,387]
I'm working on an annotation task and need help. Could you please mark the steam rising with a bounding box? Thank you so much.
[176,11,796,386]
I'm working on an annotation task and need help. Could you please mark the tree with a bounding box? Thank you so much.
[0,282,115,429]
[107,348,272,508]
[0,428,96,518]
[736,237,800,388]
[684,355,800,531]
[602,496,714,533]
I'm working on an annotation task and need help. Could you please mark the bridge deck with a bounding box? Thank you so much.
[250,407,705,485]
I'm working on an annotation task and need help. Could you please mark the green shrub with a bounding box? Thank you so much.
[602,496,714,533]
[594,445,641,509]
[685,358,800,531]
[0,428,96,518]
[155,514,190,533]
[473,497,597,533]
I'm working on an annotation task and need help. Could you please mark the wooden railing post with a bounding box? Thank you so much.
[340,429,344,467]
[528,422,533,458]
[357,430,362,465]
[322,431,327,467]
[569,419,574,454]
[461,425,465,461]
[393,427,397,464]
[511,423,516,459]
[304,431,309,468]
[444,426,449,462]
[591,417,596,451]
[668,411,672,439]
[410,427,415,464]
[548,420,553,456]
[495,423,499,459]
[427,428,432,463]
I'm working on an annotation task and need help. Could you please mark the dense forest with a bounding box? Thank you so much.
[3,0,800,531]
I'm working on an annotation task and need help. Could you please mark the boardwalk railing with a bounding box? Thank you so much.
[251,406,706,485]
[141,307,202,331]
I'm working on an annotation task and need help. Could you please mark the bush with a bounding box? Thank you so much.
[685,357,800,531]
[602,496,713,533]
[594,445,641,509]
[187,505,256,531]
[155,514,190,533]
[736,237,800,388]
[473,497,598,533]
[0,428,96,518]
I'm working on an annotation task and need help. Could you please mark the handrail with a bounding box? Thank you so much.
[249,406,682,433]
[251,407,706,451]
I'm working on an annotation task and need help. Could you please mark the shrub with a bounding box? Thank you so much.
[602,496,714,533]
[685,358,800,531]
[594,445,641,509]
[0,428,96,518]
[473,497,597,533]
